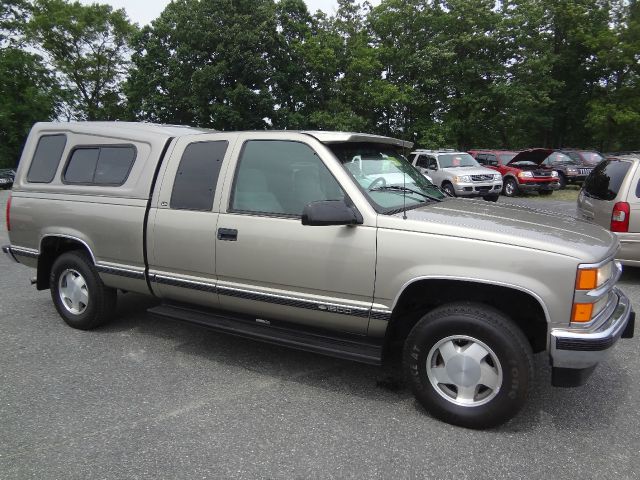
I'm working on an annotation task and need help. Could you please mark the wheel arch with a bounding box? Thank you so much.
[384,277,550,358]
[37,234,97,290]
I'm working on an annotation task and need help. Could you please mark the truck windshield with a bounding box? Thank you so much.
[329,142,446,212]
[438,153,478,168]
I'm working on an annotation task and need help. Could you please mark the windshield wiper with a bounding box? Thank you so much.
[369,185,442,202]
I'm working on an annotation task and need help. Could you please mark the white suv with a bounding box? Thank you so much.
[410,149,503,201]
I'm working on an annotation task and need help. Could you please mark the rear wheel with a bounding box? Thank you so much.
[403,302,533,429]
[50,251,117,330]
[503,178,519,197]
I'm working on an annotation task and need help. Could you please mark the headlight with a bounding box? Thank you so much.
[493,174,502,181]
[453,175,471,183]
[551,171,559,177]
[517,171,533,178]
[566,167,578,175]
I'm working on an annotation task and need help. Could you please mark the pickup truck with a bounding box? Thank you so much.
[3,122,635,429]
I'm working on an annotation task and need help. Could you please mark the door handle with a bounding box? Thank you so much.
[217,228,238,241]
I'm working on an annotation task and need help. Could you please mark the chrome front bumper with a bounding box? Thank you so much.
[550,287,634,386]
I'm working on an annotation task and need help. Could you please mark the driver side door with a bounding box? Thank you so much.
[214,136,377,335]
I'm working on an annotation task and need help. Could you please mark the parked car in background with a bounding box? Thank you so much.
[0,168,15,189]
[578,154,640,266]
[409,149,502,201]
[469,149,560,197]
[560,149,605,167]
[537,150,593,187]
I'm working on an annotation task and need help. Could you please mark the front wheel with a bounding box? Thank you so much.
[403,302,533,429]
[441,182,455,197]
[503,178,519,197]
[50,250,117,330]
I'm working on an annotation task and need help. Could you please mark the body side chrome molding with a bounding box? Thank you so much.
[8,246,39,258]
[148,272,391,321]
[96,265,146,280]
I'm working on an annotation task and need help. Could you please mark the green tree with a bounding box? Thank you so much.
[0,0,60,168]
[28,0,137,120]
[127,0,278,130]
[586,0,640,151]
[0,47,60,167]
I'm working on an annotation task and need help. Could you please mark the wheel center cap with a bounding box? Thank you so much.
[446,355,481,387]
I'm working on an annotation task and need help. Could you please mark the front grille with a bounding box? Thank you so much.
[533,170,552,177]
[471,174,494,181]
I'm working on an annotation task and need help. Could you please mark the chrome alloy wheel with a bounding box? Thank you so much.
[504,180,515,196]
[58,269,89,315]
[426,335,503,407]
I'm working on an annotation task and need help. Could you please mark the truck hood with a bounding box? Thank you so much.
[507,149,552,166]
[380,198,617,262]
[441,166,499,176]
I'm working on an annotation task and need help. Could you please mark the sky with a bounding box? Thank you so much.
[78,0,381,26]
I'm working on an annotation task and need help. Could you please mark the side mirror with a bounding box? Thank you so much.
[301,200,363,226]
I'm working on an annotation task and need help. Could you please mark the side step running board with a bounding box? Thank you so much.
[148,304,383,365]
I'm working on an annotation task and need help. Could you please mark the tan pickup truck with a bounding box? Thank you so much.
[3,122,634,428]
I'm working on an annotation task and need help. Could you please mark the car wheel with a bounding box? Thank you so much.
[442,182,455,197]
[539,190,553,196]
[483,195,499,202]
[403,302,533,429]
[558,173,567,189]
[503,178,518,197]
[50,250,117,330]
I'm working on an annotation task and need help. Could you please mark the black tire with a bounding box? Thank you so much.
[50,250,117,330]
[483,194,499,202]
[403,302,533,429]
[558,173,567,189]
[503,177,519,197]
[442,182,455,197]
[539,190,553,196]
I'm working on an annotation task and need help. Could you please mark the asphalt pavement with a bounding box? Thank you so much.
[1,189,639,479]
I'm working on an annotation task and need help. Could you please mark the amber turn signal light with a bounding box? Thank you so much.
[575,269,597,290]
[571,303,594,322]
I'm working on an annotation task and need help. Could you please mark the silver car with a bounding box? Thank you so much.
[410,149,503,201]
[578,154,640,265]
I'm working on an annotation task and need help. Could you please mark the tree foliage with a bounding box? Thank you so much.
[28,0,137,120]
[2,0,639,163]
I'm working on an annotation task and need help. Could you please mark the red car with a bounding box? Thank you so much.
[469,149,561,197]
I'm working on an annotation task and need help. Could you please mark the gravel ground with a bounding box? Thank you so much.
[1,189,639,479]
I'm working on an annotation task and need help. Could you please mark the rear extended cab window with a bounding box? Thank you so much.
[583,159,631,200]
[64,145,136,186]
[170,140,228,211]
[26,134,67,183]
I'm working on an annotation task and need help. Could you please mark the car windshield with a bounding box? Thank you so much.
[329,142,445,212]
[438,153,479,168]
[511,160,537,167]
[548,152,575,164]
[499,153,517,163]
[579,151,604,164]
